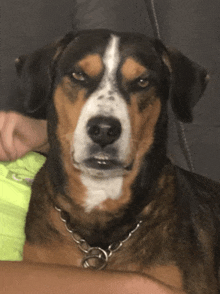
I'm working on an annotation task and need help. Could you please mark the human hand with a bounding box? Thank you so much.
[0,111,49,161]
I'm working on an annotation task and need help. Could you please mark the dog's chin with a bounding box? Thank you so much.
[73,157,132,179]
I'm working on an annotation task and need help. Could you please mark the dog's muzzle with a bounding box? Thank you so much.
[72,113,132,177]
[72,81,131,177]
[83,115,123,171]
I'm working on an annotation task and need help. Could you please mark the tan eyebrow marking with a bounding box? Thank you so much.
[78,54,103,77]
[121,57,148,81]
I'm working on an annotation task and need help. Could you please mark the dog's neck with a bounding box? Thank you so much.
[44,151,170,248]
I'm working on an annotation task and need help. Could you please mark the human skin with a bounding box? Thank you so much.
[0,112,49,161]
[1,261,184,294]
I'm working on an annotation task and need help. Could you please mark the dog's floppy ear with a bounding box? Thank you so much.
[153,39,209,123]
[15,32,75,119]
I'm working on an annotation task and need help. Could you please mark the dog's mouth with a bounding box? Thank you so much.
[84,153,123,170]
[73,152,133,177]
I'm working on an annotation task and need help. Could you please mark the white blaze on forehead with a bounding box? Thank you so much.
[103,34,120,76]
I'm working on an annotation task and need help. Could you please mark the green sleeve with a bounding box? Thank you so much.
[0,152,45,261]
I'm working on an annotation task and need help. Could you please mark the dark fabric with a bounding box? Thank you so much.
[74,0,153,35]
[158,1,220,182]
[1,0,219,181]
[1,0,76,111]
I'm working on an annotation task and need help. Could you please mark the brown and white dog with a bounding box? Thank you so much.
[17,30,220,293]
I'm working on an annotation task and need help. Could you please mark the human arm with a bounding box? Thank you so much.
[1,261,183,294]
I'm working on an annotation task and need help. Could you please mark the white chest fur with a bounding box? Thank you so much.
[81,174,123,212]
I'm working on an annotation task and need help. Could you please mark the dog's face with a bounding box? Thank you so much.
[16,30,208,212]
[54,32,169,179]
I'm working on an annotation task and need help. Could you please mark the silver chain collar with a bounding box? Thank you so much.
[55,206,142,270]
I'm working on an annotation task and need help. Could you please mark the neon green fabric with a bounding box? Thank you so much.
[0,152,46,261]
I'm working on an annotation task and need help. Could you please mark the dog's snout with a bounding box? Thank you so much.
[87,116,121,148]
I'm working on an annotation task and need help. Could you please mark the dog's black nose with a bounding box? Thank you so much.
[87,116,121,148]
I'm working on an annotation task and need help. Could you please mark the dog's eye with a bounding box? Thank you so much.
[72,71,86,82]
[137,78,150,88]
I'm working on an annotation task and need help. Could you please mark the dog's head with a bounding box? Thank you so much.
[16,30,208,211]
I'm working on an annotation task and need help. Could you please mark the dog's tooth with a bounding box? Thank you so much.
[94,154,110,161]
[97,160,107,165]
